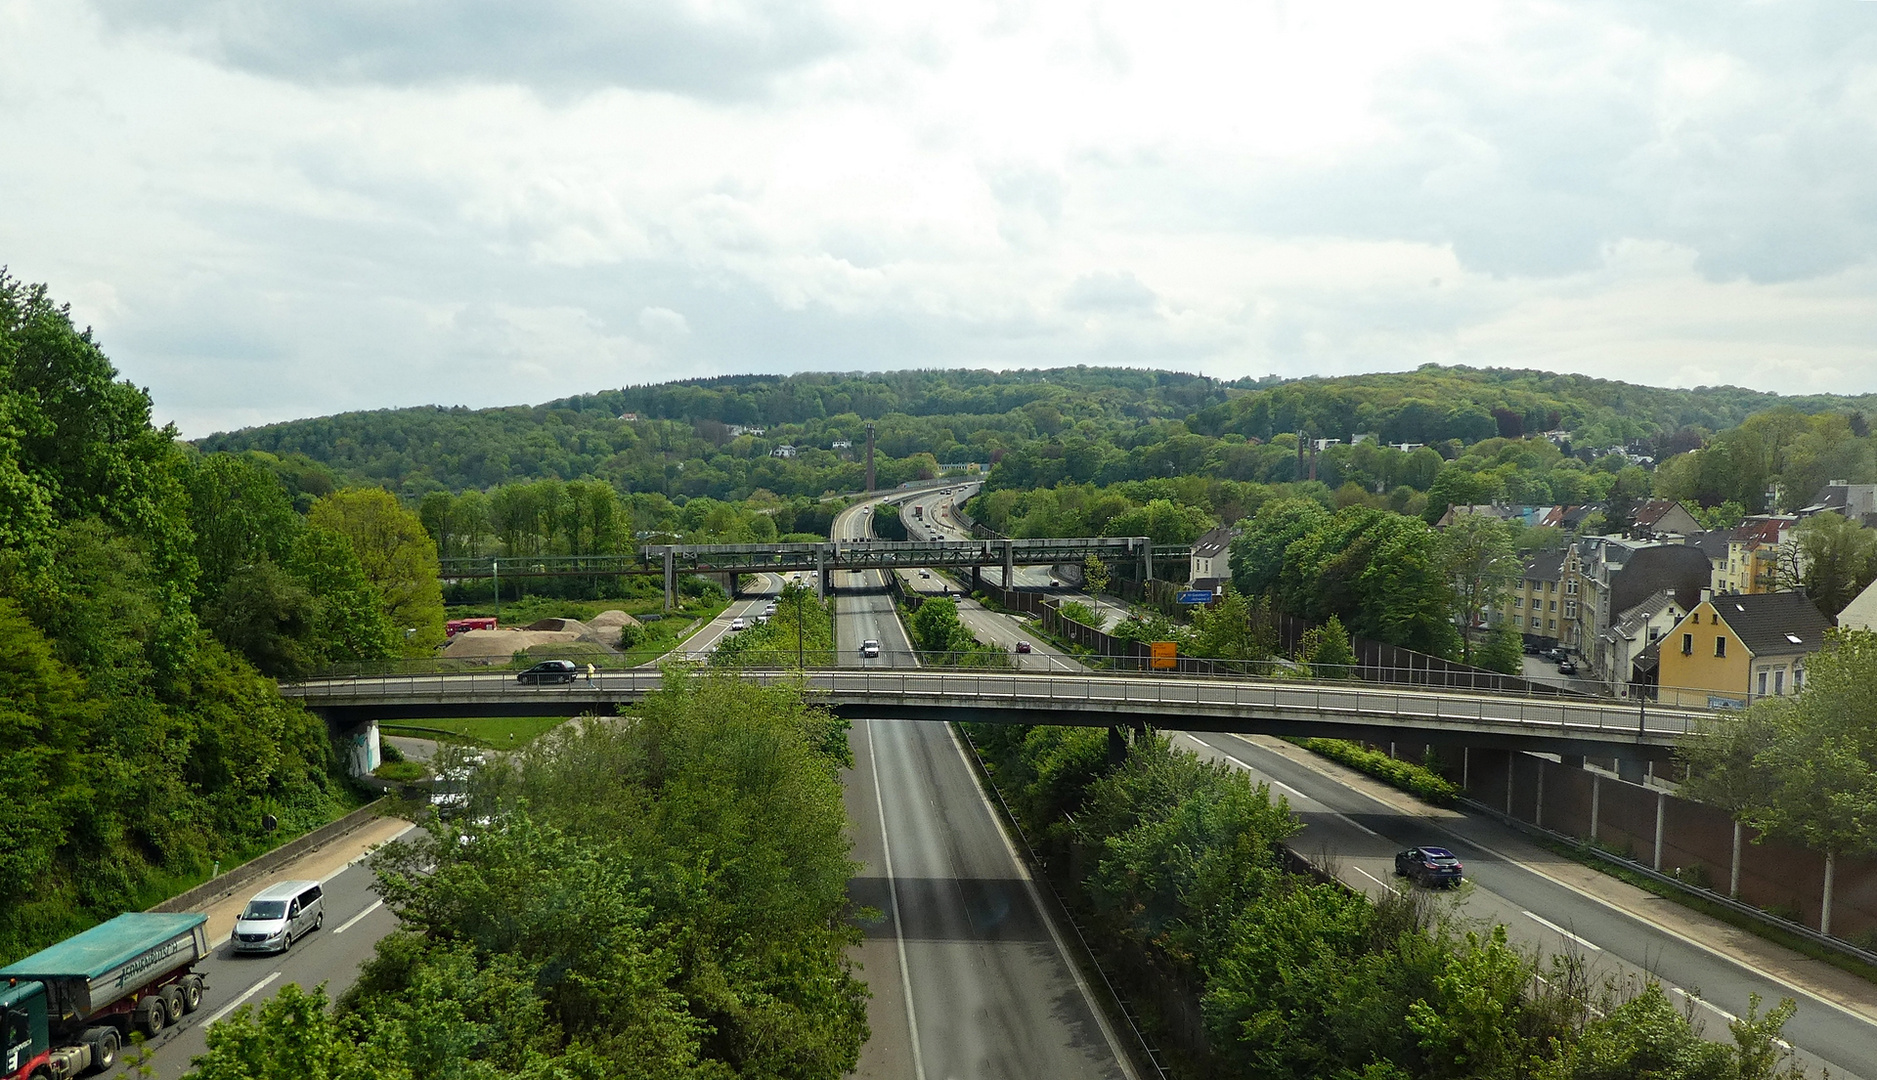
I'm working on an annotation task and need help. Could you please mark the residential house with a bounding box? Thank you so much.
[1189,526,1236,592]
[1719,516,1799,595]
[1598,590,1686,697]
[1564,536,1711,685]
[770,444,797,458]
[1838,577,1877,632]
[830,439,853,450]
[1657,591,1833,708]
[1389,442,1424,453]
[1495,553,1566,647]
[1630,500,1702,538]
[1802,480,1877,527]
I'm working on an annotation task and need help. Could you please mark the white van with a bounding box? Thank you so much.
[231,880,325,954]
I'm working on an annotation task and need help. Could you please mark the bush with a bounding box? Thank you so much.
[1295,738,1460,805]
[371,760,427,783]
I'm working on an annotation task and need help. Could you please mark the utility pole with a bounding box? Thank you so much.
[491,559,500,627]
[865,422,876,492]
[796,588,806,670]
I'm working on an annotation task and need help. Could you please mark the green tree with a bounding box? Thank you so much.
[1439,514,1522,664]
[1295,615,1356,678]
[1784,511,1877,619]
[1083,554,1110,595]
[1477,625,1524,675]
[1680,629,1877,936]
[1189,589,1266,663]
[309,489,445,653]
[1230,498,1331,598]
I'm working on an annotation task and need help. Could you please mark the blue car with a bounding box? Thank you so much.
[1395,846,1464,888]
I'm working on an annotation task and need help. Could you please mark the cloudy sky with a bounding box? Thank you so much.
[4,1,1876,436]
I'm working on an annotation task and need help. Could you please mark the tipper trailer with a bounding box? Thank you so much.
[2,913,210,1079]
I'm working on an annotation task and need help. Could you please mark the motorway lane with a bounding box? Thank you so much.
[663,573,785,661]
[107,830,413,1079]
[1172,730,1877,1080]
[909,487,1129,630]
[831,496,1137,1079]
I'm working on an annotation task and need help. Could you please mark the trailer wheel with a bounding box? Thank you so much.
[136,994,166,1037]
[162,985,186,1025]
[180,975,204,1013]
[83,1026,119,1070]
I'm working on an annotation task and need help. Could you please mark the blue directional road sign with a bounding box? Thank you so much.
[1177,590,1214,604]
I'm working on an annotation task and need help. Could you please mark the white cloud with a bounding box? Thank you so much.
[0,0,1873,438]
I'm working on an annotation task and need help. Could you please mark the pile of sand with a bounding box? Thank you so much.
[586,609,644,633]
[441,628,585,661]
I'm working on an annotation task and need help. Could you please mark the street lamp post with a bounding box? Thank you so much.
[795,588,806,670]
[492,559,500,628]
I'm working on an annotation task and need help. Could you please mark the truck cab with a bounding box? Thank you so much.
[3,981,49,1080]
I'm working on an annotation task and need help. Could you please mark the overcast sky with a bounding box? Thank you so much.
[4,1,1876,436]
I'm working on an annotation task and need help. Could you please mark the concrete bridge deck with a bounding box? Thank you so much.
[285,668,1711,760]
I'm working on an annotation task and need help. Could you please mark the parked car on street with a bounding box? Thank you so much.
[517,659,578,685]
[1557,658,1578,675]
[1394,846,1464,887]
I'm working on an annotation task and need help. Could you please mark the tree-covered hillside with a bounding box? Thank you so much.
[199,365,1876,507]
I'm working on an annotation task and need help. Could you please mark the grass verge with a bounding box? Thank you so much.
[382,715,571,750]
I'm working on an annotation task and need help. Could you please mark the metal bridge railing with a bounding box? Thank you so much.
[282,666,1716,742]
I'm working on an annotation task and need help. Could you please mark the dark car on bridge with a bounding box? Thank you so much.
[517,660,578,685]
[1394,846,1463,887]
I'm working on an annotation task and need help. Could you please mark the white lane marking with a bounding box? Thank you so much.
[1522,910,1602,952]
[945,725,1141,1080]
[867,721,927,1080]
[1354,867,1397,892]
[202,971,282,1026]
[1669,989,1793,1047]
[332,899,385,935]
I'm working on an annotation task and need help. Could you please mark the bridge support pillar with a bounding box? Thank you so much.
[664,549,676,612]
[816,545,827,598]
[1107,725,1128,766]
[971,565,981,592]
[319,713,381,778]
[1002,540,1014,590]
[1142,540,1154,582]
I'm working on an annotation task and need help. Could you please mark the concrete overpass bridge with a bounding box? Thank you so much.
[286,668,1710,764]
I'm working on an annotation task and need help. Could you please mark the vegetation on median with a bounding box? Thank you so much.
[1292,738,1462,806]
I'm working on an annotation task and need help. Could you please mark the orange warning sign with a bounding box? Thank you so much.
[1150,641,1178,669]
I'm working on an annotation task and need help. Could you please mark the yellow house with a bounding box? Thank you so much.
[1657,591,1832,708]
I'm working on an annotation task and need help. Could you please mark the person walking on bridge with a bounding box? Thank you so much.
[586,662,596,684]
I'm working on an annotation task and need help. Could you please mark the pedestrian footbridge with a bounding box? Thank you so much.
[284,669,1711,760]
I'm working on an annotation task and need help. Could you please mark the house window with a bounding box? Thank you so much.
[1648,627,1660,642]
[1715,637,1727,658]
[1774,670,1785,695]
[1795,668,1803,691]
[1513,597,1523,608]
[1759,671,1767,697]
[1548,619,1556,630]
[1682,633,1693,655]
[1692,612,1701,624]
[1565,601,1577,618]
[1566,580,1578,595]
[1549,600,1557,611]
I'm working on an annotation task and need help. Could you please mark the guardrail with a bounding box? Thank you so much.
[283,668,1718,745]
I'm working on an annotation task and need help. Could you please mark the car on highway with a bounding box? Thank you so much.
[1557,658,1578,675]
[860,639,881,658]
[919,569,931,578]
[1394,846,1464,888]
[730,617,747,632]
[232,880,325,953]
[1015,640,1031,653]
[517,659,578,685]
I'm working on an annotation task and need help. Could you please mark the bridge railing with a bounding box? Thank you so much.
[282,666,1721,740]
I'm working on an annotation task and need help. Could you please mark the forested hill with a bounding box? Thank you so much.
[198,365,1876,500]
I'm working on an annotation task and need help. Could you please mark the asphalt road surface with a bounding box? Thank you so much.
[936,550,1877,1078]
[107,829,411,1079]
[833,495,1137,1080]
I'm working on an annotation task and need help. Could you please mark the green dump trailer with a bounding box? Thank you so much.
[1,913,210,1079]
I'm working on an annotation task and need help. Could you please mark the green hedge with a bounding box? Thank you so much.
[1295,738,1460,806]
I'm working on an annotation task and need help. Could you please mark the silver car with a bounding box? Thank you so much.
[232,880,324,954]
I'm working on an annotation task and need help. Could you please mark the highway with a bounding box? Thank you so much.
[832,493,1137,1079]
[663,572,786,661]
[105,824,412,1079]
[904,487,1877,1080]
